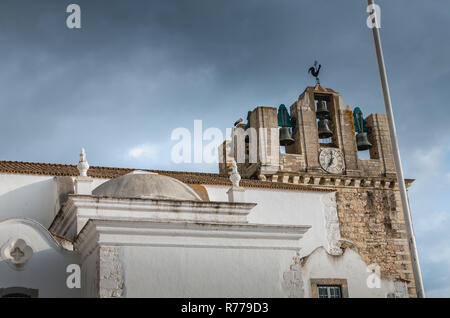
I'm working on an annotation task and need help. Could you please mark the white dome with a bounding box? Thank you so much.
[92,171,202,201]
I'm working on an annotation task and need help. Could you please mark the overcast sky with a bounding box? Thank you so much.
[0,0,449,297]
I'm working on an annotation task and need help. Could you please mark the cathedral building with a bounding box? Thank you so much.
[0,84,419,298]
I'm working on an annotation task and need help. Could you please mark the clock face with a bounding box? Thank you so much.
[319,148,345,174]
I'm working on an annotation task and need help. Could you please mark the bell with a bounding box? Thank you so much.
[279,127,295,146]
[316,99,329,116]
[356,132,372,151]
[318,118,333,139]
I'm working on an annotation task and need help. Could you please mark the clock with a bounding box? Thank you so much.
[319,148,345,174]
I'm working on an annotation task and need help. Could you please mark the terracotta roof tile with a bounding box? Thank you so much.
[0,160,332,192]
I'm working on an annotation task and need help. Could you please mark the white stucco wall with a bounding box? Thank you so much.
[0,174,57,227]
[205,185,400,298]
[0,219,81,297]
[0,173,109,227]
[120,245,296,298]
[0,173,331,260]
[205,185,332,258]
[0,173,329,262]
[301,247,396,298]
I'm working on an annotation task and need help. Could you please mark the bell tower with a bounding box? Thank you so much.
[286,83,365,176]
[218,79,417,297]
[220,83,396,181]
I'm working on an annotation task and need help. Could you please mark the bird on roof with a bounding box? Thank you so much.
[234,118,243,127]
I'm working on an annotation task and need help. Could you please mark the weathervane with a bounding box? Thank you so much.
[308,61,321,84]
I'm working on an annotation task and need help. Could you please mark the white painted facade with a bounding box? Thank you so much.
[205,185,340,258]
[0,218,80,298]
[0,168,406,298]
[0,174,57,227]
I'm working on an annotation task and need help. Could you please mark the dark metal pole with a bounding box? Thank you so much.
[367,0,425,298]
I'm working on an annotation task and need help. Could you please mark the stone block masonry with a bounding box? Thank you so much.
[99,247,124,298]
[336,187,416,297]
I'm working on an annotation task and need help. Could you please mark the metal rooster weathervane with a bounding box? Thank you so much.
[308,61,321,84]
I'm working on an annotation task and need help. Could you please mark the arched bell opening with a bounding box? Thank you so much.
[277,104,295,153]
[314,95,336,147]
[353,107,373,160]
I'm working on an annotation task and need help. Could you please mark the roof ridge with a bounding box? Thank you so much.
[0,160,223,177]
[0,160,333,192]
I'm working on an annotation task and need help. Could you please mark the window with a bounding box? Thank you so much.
[317,285,342,298]
[0,287,38,298]
[310,279,348,298]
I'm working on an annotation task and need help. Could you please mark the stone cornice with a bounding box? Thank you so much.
[257,173,414,190]
[75,219,311,261]
[50,194,258,240]
[68,194,257,212]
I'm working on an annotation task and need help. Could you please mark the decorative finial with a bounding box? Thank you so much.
[308,61,322,84]
[229,160,241,188]
[77,148,89,177]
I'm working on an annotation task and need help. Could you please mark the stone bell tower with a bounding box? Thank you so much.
[285,84,396,178]
[218,83,418,297]
[220,83,397,182]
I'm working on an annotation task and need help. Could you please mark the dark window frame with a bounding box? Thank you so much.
[310,278,349,298]
[0,287,38,298]
[317,284,342,298]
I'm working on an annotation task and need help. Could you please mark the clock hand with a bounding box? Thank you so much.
[327,157,334,168]
[327,156,333,168]
[327,150,334,168]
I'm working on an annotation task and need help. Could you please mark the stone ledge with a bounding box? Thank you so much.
[256,173,409,191]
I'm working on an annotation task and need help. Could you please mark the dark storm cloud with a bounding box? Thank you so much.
[0,0,449,296]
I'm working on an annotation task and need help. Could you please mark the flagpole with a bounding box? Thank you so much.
[367,0,425,298]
